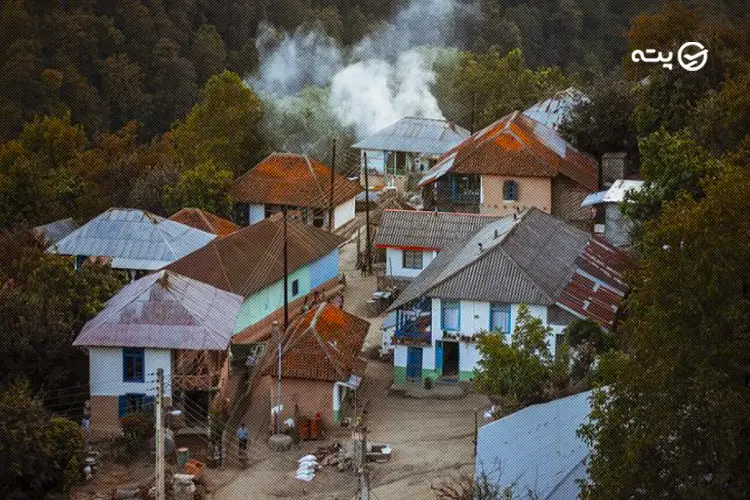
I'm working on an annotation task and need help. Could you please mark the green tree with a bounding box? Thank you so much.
[190,24,227,85]
[0,380,86,498]
[580,165,750,498]
[163,160,233,216]
[474,304,563,415]
[170,70,266,174]
[563,319,615,381]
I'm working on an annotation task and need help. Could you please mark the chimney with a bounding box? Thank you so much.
[601,152,628,189]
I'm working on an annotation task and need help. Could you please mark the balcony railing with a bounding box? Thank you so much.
[395,315,432,346]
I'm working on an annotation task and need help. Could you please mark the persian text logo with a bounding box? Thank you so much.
[631,42,708,72]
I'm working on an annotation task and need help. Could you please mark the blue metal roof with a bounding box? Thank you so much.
[49,208,216,271]
[476,389,597,499]
[352,117,470,155]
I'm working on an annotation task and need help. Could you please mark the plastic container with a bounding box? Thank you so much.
[176,447,190,468]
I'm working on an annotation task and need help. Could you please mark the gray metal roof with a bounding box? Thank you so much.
[351,117,470,155]
[74,270,243,351]
[389,208,592,309]
[523,87,589,130]
[49,208,216,270]
[476,389,596,499]
[374,210,502,249]
[33,218,78,245]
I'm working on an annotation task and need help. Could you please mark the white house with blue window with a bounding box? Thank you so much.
[374,209,503,285]
[74,271,243,437]
[387,208,628,386]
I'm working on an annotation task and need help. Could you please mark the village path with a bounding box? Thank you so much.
[212,360,489,500]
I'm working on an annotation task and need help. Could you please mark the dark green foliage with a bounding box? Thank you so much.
[580,166,750,498]
[564,319,615,380]
[0,380,86,498]
[115,411,154,463]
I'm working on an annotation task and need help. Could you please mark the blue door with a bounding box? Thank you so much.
[435,341,444,375]
[406,347,423,381]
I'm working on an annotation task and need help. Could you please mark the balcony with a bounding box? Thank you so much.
[394,310,432,346]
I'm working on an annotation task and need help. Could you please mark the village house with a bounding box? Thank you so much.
[264,303,369,431]
[351,117,470,192]
[374,209,501,289]
[476,389,596,498]
[49,208,216,279]
[168,207,239,237]
[523,87,588,130]
[582,179,645,248]
[418,111,599,229]
[165,214,345,345]
[230,152,362,230]
[387,208,629,387]
[73,270,243,438]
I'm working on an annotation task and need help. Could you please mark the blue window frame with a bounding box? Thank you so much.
[123,348,145,383]
[441,300,460,331]
[490,303,512,333]
[292,279,299,296]
[503,180,518,201]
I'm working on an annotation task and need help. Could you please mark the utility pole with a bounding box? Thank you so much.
[470,93,476,134]
[363,153,372,276]
[273,321,282,435]
[353,425,369,500]
[328,138,336,232]
[155,368,165,500]
[283,205,289,331]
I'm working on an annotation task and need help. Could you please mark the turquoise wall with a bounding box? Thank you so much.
[232,250,339,334]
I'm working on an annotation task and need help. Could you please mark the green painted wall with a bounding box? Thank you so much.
[233,266,310,334]
[459,371,474,382]
[393,366,406,386]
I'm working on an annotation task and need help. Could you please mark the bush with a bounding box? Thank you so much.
[114,411,154,462]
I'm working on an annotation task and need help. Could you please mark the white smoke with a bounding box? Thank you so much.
[248,0,471,144]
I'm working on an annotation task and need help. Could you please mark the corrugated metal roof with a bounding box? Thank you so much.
[165,214,344,297]
[476,389,596,499]
[389,208,629,328]
[33,218,78,245]
[418,111,599,192]
[73,271,243,350]
[168,208,239,237]
[49,208,216,270]
[374,209,502,249]
[351,117,470,155]
[581,180,645,207]
[230,153,363,209]
[523,87,589,130]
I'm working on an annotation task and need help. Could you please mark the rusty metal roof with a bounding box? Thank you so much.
[168,208,239,237]
[230,153,363,209]
[374,209,502,249]
[271,303,369,382]
[418,111,599,191]
[164,215,344,297]
[49,208,216,270]
[351,117,470,155]
[390,208,629,328]
[73,271,243,351]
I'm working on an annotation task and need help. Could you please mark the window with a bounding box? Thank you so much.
[490,303,511,333]
[123,348,144,382]
[503,180,518,201]
[292,279,299,296]
[402,250,423,270]
[441,300,460,331]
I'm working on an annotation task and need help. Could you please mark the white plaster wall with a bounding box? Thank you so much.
[385,247,436,278]
[333,197,356,229]
[394,344,408,368]
[248,204,265,225]
[89,347,172,397]
[459,342,483,373]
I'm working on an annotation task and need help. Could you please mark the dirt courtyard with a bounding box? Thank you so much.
[212,360,490,500]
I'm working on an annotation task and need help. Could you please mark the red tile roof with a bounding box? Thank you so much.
[420,111,599,191]
[168,208,239,237]
[230,153,363,209]
[557,237,632,328]
[271,303,369,382]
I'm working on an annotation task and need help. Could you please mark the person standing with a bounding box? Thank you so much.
[237,423,249,461]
